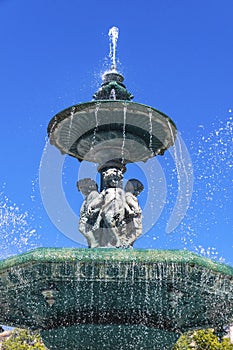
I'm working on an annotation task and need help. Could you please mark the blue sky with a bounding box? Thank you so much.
[0,0,232,265]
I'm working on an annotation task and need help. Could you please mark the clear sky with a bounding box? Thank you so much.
[0,0,232,265]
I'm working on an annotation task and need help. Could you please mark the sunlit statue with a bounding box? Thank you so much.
[77,169,144,248]
[77,178,100,248]
[121,178,144,247]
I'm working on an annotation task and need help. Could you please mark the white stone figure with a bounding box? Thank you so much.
[88,168,125,247]
[77,172,144,248]
[123,178,144,246]
[77,178,101,248]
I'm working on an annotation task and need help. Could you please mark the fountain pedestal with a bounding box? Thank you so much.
[0,248,233,349]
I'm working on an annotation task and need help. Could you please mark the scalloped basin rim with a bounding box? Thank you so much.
[47,100,177,135]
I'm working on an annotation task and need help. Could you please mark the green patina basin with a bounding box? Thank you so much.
[0,248,233,349]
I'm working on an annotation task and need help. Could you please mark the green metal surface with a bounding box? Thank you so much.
[41,324,179,350]
[47,100,177,165]
[1,248,233,349]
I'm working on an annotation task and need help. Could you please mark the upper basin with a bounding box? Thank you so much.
[48,101,177,167]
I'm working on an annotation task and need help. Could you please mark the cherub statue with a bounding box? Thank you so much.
[87,168,125,247]
[77,178,101,248]
[122,178,144,246]
[77,172,144,248]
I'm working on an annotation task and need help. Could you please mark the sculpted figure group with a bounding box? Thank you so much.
[77,168,144,248]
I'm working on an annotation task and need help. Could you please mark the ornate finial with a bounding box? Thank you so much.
[93,71,134,101]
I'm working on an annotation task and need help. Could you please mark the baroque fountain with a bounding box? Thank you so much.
[0,27,233,350]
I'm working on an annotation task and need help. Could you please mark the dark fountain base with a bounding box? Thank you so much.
[1,248,233,349]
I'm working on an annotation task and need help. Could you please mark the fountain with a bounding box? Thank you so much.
[0,27,233,350]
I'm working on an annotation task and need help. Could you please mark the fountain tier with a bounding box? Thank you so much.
[1,248,233,349]
[48,101,176,168]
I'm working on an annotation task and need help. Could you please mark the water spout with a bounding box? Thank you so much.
[108,26,119,71]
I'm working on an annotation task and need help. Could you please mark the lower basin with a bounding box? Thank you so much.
[0,248,233,349]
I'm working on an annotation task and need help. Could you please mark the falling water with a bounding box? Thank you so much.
[66,106,75,150]
[0,192,38,259]
[167,120,182,191]
[109,89,116,100]
[164,114,233,263]
[165,120,193,234]
[121,103,127,164]
[130,261,135,303]
[90,263,95,323]
[194,116,233,198]
[144,266,150,317]
[148,109,153,155]
[176,134,190,184]
[189,115,233,245]
[91,103,100,150]
[108,26,119,70]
